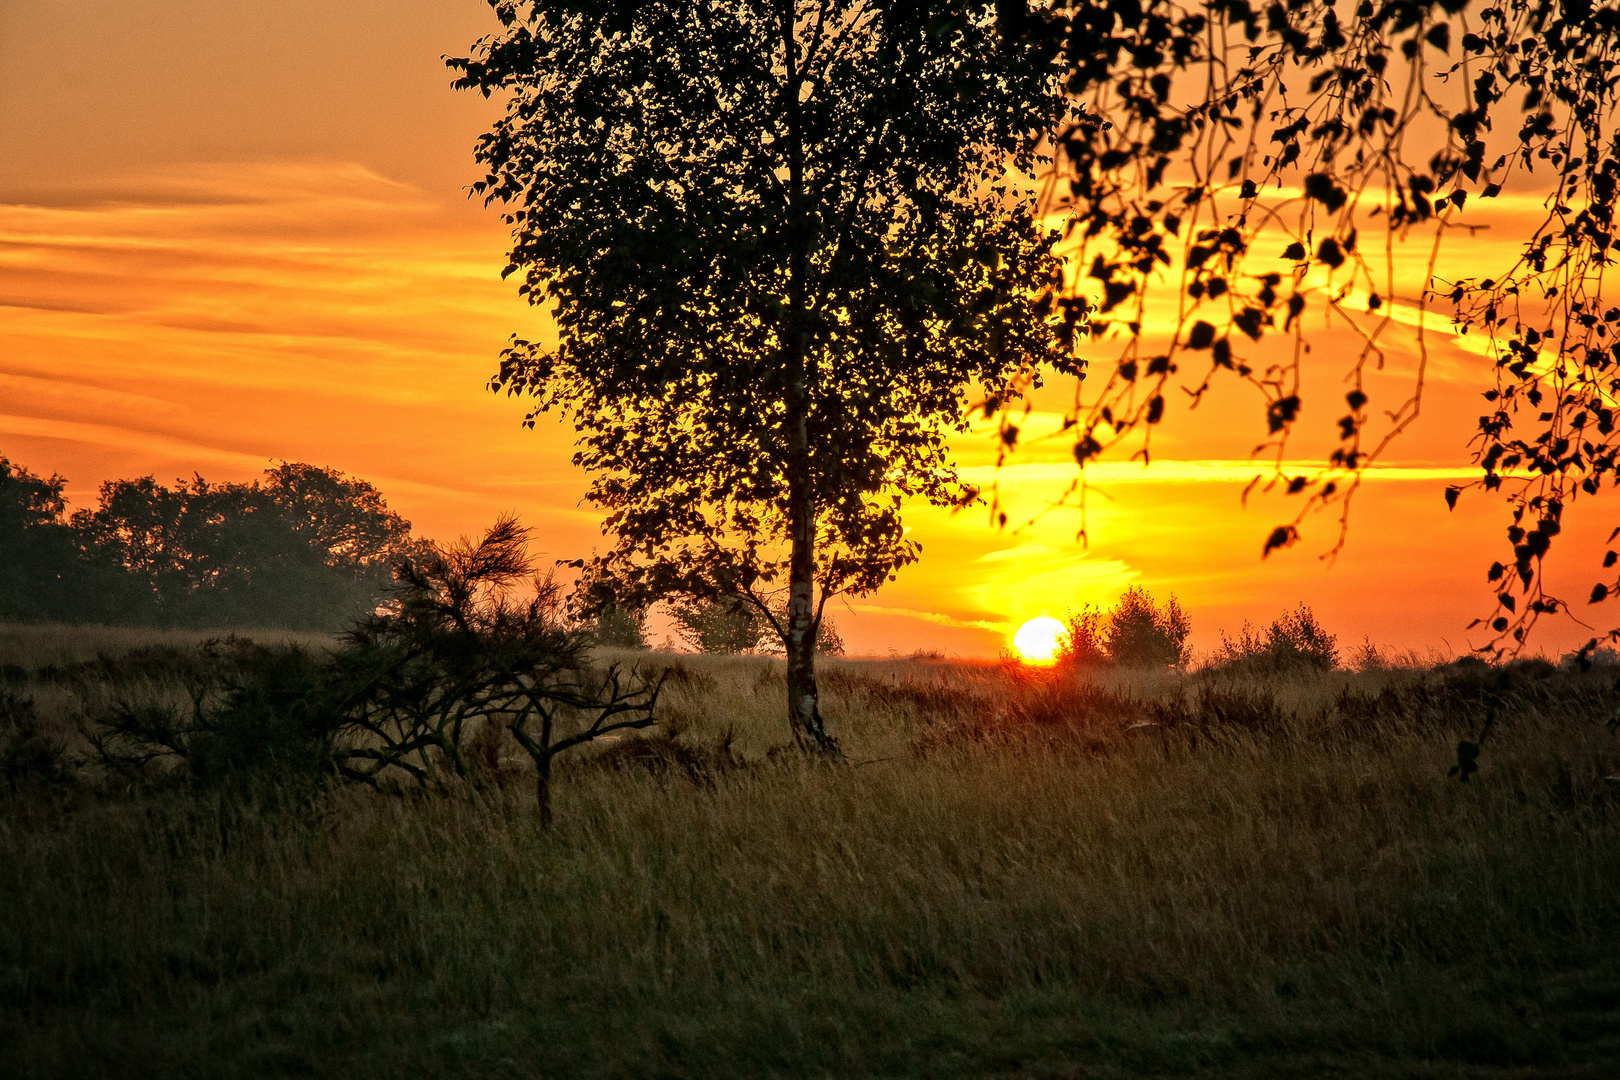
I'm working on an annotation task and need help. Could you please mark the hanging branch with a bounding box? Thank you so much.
[990,0,1618,654]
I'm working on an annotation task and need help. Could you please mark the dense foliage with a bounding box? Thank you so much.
[1210,603,1342,672]
[0,455,425,629]
[1057,585,1191,667]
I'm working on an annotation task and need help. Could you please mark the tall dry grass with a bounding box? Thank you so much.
[0,622,337,673]
[1,632,1618,1077]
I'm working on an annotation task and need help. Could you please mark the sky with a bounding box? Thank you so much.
[1,0,1614,659]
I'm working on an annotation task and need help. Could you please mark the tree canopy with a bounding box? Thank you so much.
[0,457,85,623]
[0,456,426,630]
[452,0,1074,749]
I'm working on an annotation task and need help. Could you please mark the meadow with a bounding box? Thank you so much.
[2,625,1618,1078]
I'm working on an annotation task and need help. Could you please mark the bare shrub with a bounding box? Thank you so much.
[332,517,662,824]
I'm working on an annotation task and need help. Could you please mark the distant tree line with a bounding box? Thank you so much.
[1058,588,1339,673]
[0,454,427,630]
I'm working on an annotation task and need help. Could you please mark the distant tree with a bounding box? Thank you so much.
[670,594,847,656]
[566,560,650,649]
[452,2,1072,752]
[71,462,424,629]
[809,614,847,657]
[261,463,421,577]
[0,456,84,621]
[588,605,650,650]
[671,597,772,656]
[1210,604,1339,674]
[1055,604,1107,667]
[1104,587,1190,669]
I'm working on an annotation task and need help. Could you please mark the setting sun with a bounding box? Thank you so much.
[1011,616,1066,664]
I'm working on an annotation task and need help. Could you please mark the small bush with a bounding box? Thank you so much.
[1348,636,1388,671]
[82,639,338,792]
[1209,603,1339,673]
[567,562,650,648]
[1056,606,1108,667]
[670,596,844,655]
[0,689,69,792]
[1105,587,1191,668]
[813,616,847,657]
[589,604,650,649]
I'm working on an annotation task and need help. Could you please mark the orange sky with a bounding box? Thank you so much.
[2,1,1615,659]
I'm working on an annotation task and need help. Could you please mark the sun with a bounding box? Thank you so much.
[1012,616,1066,664]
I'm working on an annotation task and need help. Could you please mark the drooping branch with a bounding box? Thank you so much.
[989,0,1619,654]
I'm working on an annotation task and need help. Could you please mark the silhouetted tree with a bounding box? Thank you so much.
[0,456,84,621]
[78,519,662,824]
[332,518,661,825]
[1104,587,1190,668]
[0,456,425,629]
[1055,604,1107,667]
[453,1,1072,751]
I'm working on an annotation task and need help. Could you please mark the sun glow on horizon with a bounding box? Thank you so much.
[1012,616,1066,664]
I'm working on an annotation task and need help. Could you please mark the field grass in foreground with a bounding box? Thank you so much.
[2,629,1619,1078]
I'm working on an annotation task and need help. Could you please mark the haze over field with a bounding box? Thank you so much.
[2,0,1609,655]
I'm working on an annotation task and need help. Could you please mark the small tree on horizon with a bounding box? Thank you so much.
[452,1,1071,752]
[1055,604,1107,668]
[1104,587,1191,669]
[1210,604,1340,674]
[670,597,773,656]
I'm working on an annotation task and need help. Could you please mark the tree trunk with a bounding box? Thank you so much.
[784,393,838,757]
[778,3,836,758]
[536,751,553,830]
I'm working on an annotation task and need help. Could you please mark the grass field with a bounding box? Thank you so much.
[2,625,1618,1078]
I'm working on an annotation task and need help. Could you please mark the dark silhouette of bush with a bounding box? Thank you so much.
[328,518,661,823]
[1209,604,1340,674]
[1104,588,1191,669]
[75,519,662,823]
[1055,606,1108,668]
[81,638,338,792]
